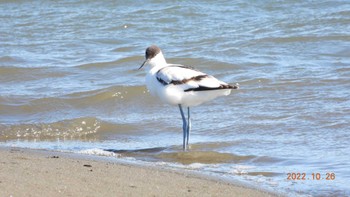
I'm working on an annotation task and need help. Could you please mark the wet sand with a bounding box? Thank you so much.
[0,147,277,197]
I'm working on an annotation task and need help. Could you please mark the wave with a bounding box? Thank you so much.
[0,66,70,83]
[0,55,24,63]
[75,56,142,69]
[0,117,101,140]
[58,85,148,106]
[0,115,143,141]
[0,85,148,112]
[0,85,153,126]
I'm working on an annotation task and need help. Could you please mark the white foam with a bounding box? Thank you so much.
[231,165,254,175]
[78,148,119,157]
[187,163,207,169]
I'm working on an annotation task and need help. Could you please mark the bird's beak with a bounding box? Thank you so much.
[138,59,148,70]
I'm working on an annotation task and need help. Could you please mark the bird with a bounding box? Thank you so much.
[139,45,238,150]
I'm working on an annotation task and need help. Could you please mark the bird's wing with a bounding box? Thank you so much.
[156,65,232,91]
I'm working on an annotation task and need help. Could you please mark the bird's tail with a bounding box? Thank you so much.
[225,83,239,89]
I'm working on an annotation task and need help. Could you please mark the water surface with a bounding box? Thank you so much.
[1,1,350,196]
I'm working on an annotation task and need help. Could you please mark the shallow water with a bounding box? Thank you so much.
[1,0,350,196]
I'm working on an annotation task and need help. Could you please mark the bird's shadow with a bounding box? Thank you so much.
[104,146,174,162]
[103,145,253,165]
[105,147,168,154]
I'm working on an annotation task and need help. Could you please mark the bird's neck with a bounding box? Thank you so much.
[149,52,167,70]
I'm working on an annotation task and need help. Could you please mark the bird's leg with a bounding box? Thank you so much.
[186,107,191,147]
[178,104,188,151]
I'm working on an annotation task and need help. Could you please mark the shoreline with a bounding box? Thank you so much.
[0,146,278,197]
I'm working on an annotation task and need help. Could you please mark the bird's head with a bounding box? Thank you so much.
[139,45,166,70]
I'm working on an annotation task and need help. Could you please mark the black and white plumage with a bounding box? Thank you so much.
[139,45,238,150]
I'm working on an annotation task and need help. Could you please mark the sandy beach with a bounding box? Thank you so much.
[0,147,276,197]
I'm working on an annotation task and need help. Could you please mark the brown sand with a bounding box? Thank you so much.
[0,147,277,197]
